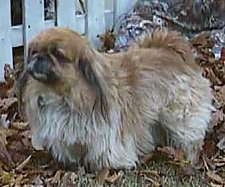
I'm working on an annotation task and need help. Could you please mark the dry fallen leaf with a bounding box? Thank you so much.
[0,82,11,98]
[217,137,225,151]
[0,127,15,166]
[96,169,124,185]
[212,157,225,167]
[0,171,14,185]
[135,169,160,176]
[48,170,63,184]
[156,146,185,162]
[144,176,161,187]
[209,182,224,187]
[140,153,154,164]
[98,30,116,52]
[15,155,32,171]
[207,171,225,184]
[0,64,15,98]
[0,114,10,128]
[105,170,124,184]
[0,98,17,113]
[60,172,78,186]
[96,168,110,185]
[180,165,196,177]
[11,122,29,130]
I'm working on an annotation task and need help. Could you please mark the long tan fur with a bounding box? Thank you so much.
[21,27,213,171]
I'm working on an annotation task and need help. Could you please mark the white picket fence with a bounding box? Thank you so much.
[0,0,136,81]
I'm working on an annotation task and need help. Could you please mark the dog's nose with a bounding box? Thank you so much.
[27,55,59,82]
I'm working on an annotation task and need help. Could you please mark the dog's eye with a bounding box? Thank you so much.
[54,48,64,58]
[32,50,38,55]
[27,50,38,63]
[29,50,38,57]
[53,48,69,64]
[37,95,45,109]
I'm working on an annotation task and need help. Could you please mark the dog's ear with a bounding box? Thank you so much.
[78,50,102,94]
[78,49,109,122]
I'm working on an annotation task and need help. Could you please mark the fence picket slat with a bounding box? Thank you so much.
[87,0,105,47]
[0,0,13,81]
[104,0,114,30]
[11,25,23,47]
[75,14,86,34]
[115,0,136,22]
[23,0,45,54]
[56,0,76,29]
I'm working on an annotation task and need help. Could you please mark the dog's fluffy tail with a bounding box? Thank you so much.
[138,29,194,62]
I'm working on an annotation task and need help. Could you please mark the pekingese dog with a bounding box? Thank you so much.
[17,27,213,171]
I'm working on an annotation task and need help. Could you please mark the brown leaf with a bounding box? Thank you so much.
[32,175,44,186]
[0,171,14,185]
[180,165,196,177]
[96,168,110,185]
[140,153,154,164]
[98,30,116,52]
[211,110,224,127]
[191,31,211,46]
[0,98,17,113]
[4,64,15,83]
[202,139,217,158]
[0,64,15,98]
[0,127,14,166]
[0,82,11,98]
[14,174,27,186]
[60,172,78,186]
[0,97,18,125]
[204,67,222,86]
[105,170,124,184]
[214,86,225,108]
[0,114,10,128]
[135,169,160,179]
[220,47,225,61]
[11,122,29,130]
[48,170,63,184]
[213,157,225,167]
[217,137,225,151]
[144,176,161,187]
[156,146,185,162]
[15,155,32,171]
[209,182,223,187]
[207,171,225,184]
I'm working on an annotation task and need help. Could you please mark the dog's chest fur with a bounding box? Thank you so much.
[26,89,156,170]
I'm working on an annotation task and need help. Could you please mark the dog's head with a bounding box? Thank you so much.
[19,27,109,118]
[27,28,97,90]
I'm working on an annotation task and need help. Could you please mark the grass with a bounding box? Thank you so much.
[49,160,210,187]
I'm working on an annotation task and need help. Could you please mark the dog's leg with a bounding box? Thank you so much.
[158,96,212,163]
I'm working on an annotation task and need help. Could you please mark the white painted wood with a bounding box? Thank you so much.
[0,0,13,81]
[74,0,86,35]
[104,9,114,31]
[44,19,55,29]
[104,0,114,30]
[105,0,113,10]
[23,0,45,51]
[75,14,86,34]
[87,0,106,47]
[115,0,137,22]
[56,0,76,28]
[11,25,23,47]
